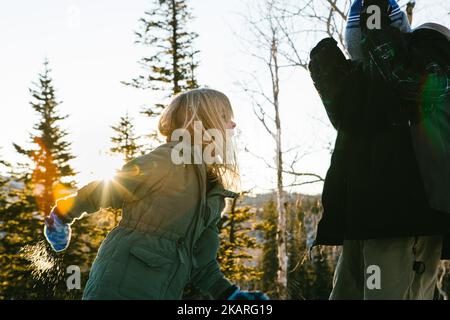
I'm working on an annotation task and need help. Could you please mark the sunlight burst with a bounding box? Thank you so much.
[87,152,123,184]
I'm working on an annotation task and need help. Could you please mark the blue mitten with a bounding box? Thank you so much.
[227,287,269,300]
[44,208,72,252]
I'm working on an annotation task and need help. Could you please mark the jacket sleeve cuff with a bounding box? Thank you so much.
[54,195,81,224]
[51,204,71,224]
[210,278,236,300]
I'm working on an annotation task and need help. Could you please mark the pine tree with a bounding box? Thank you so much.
[0,162,117,299]
[256,199,279,298]
[1,61,97,300]
[0,153,10,219]
[2,62,118,300]
[0,156,119,299]
[0,160,46,299]
[123,0,199,118]
[286,197,308,300]
[0,150,9,194]
[308,200,333,299]
[182,198,262,299]
[13,59,76,215]
[285,196,335,300]
[110,112,142,162]
[309,247,333,299]
[218,199,262,288]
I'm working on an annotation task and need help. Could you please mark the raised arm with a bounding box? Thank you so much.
[308,37,375,135]
[309,38,351,131]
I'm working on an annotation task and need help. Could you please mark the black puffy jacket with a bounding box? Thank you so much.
[309,26,450,259]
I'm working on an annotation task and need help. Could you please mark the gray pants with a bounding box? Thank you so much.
[330,236,442,300]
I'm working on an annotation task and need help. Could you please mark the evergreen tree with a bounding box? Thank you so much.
[183,198,262,299]
[0,159,118,299]
[309,247,333,299]
[285,196,334,300]
[123,0,199,118]
[256,199,279,298]
[0,153,10,227]
[217,199,262,287]
[1,61,77,299]
[0,150,9,195]
[110,112,142,162]
[2,61,115,299]
[286,197,308,300]
[0,160,47,299]
[308,200,333,299]
[13,59,76,215]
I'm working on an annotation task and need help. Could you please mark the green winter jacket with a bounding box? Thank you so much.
[55,141,238,299]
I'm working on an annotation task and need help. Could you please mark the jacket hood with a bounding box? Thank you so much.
[414,23,450,41]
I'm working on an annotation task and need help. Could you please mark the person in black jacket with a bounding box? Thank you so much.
[309,0,450,299]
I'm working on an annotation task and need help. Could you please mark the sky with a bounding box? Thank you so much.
[1,0,449,195]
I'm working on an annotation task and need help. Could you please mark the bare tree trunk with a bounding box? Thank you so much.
[240,0,327,298]
[270,32,288,298]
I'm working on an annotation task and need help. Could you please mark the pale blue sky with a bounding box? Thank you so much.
[1,0,448,195]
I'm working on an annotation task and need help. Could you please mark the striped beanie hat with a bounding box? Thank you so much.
[347,0,405,29]
[345,0,411,60]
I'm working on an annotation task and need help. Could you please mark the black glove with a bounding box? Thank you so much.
[309,38,349,102]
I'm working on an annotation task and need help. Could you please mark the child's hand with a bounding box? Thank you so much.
[44,208,72,252]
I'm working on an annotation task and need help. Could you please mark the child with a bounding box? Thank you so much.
[44,88,268,300]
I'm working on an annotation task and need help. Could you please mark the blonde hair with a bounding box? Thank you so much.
[158,88,240,191]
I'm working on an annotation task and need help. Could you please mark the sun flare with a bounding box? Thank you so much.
[87,153,124,184]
